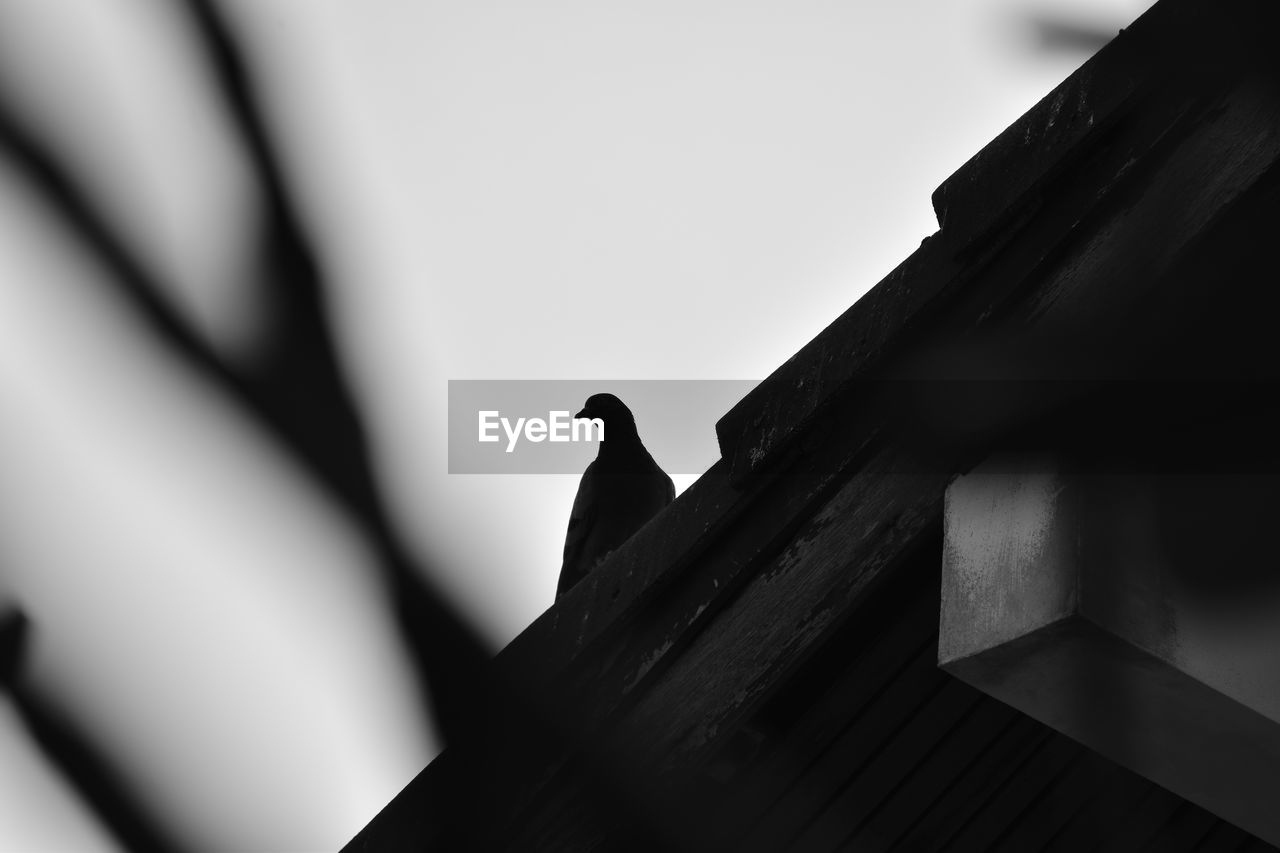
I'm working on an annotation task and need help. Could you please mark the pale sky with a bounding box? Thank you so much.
[0,0,1150,849]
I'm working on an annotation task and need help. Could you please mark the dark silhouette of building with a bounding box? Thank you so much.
[346,0,1280,848]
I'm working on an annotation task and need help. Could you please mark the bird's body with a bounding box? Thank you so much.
[557,394,674,599]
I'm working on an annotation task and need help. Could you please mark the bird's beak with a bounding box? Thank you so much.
[574,408,591,420]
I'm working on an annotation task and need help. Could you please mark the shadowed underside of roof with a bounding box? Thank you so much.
[695,546,1275,852]
[345,0,1280,849]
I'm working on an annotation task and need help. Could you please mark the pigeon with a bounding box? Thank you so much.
[557,393,675,599]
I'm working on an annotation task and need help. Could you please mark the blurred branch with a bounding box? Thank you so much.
[169,0,497,746]
[1,608,179,853]
[176,0,384,514]
[1024,13,1117,54]
[0,102,238,391]
[0,3,488,750]
[0,608,29,693]
[157,5,708,846]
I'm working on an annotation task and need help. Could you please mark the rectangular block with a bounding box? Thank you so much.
[940,456,1280,846]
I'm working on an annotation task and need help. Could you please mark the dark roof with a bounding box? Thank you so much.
[346,0,1280,849]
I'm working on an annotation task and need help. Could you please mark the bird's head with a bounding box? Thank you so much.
[575,393,637,439]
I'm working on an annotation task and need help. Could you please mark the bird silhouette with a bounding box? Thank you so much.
[557,393,675,599]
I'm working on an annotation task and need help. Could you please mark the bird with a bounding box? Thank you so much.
[557,393,675,600]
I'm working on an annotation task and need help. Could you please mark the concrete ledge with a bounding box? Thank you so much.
[940,457,1280,846]
[945,617,1280,845]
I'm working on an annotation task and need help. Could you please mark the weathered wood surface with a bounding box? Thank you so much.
[702,547,1270,853]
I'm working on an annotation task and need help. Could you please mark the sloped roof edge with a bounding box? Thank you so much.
[714,0,1267,489]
